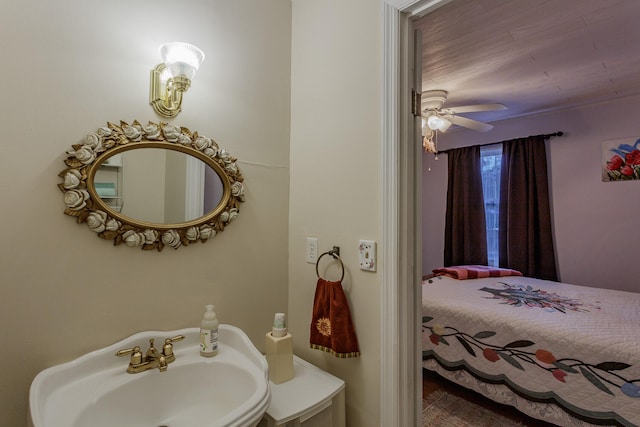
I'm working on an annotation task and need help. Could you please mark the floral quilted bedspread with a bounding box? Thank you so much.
[422,275,640,426]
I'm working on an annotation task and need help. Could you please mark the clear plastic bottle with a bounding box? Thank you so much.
[200,304,219,357]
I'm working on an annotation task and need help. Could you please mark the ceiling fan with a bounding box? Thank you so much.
[421,90,507,133]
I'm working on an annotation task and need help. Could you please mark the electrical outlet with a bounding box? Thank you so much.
[306,237,318,263]
[359,240,377,272]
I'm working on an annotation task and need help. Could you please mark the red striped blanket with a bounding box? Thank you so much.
[432,265,522,280]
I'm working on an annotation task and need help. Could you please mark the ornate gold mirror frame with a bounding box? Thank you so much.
[59,120,245,250]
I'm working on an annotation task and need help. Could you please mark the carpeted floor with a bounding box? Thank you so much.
[423,389,525,426]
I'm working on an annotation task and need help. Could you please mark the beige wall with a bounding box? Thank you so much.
[290,1,383,426]
[0,1,291,425]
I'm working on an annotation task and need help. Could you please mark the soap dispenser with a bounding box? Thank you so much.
[200,304,219,357]
[265,312,294,384]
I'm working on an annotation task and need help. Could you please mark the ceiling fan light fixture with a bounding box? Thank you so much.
[421,89,506,133]
[427,115,452,132]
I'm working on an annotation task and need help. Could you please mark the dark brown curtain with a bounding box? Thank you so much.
[499,136,557,280]
[444,145,488,266]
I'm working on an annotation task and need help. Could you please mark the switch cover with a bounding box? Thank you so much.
[306,237,318,264]
[358,240,376,272]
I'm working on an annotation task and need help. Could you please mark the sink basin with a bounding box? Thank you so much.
[29,324,270,427]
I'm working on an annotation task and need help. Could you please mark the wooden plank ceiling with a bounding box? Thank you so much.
[415,0,640,124]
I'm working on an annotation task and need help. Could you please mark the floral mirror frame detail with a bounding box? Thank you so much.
[59,120,245,251]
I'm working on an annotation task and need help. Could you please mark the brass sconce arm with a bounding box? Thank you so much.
[150,63,188,118]
[149,42,204,118]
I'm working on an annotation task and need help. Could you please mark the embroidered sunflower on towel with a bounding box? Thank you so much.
[316,317,332,336]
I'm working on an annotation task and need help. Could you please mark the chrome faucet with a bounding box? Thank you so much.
[116,335,184,374]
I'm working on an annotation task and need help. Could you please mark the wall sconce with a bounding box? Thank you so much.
[150,42,205,118]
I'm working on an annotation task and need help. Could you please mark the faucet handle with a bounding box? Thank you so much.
[167,335,185,342]
[162,335,185,362]
[145,339,160,358]
[115,346,143,365]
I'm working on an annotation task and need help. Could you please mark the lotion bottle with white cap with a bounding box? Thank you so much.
[200,304,219,357]
[265,312,294,383]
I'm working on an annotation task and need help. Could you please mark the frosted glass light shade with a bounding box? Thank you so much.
[159,42,205,80]
[427,115,451,132]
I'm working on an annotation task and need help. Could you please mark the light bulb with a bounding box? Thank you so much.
[427,115,451,132]
[427,115,443,130]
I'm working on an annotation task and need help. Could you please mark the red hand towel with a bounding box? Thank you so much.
[310,278,360,358]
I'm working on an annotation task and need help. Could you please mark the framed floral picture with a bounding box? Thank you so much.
[602,137,640,182]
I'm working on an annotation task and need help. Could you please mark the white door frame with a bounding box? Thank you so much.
[184,155,205,221]
[381,1,450,425]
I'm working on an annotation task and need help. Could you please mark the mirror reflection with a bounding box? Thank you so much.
[94,149,225,224]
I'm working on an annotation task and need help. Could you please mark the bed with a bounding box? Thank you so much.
[421,267,640,427]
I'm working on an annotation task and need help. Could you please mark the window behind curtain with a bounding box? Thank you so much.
[480,145,502,267]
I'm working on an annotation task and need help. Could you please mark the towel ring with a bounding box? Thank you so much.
[316,247,345,282]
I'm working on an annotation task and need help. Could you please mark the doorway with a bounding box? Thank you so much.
[380,1,450,426]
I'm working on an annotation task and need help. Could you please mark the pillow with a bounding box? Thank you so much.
[432,265,523,280]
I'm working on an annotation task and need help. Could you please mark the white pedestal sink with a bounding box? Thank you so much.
[29,325,270,427]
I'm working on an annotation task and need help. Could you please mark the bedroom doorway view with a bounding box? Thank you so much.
[412,1,640,426]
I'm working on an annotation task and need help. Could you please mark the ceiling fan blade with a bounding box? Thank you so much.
[445,103,507,114]
[444,114,494,132]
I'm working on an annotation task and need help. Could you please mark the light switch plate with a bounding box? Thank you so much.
[306,237,318,264]
[358,240,376,272]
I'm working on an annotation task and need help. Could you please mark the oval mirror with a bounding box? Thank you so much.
[59,120,245,250]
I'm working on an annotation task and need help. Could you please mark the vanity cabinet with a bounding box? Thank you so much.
[259,356,345,427]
